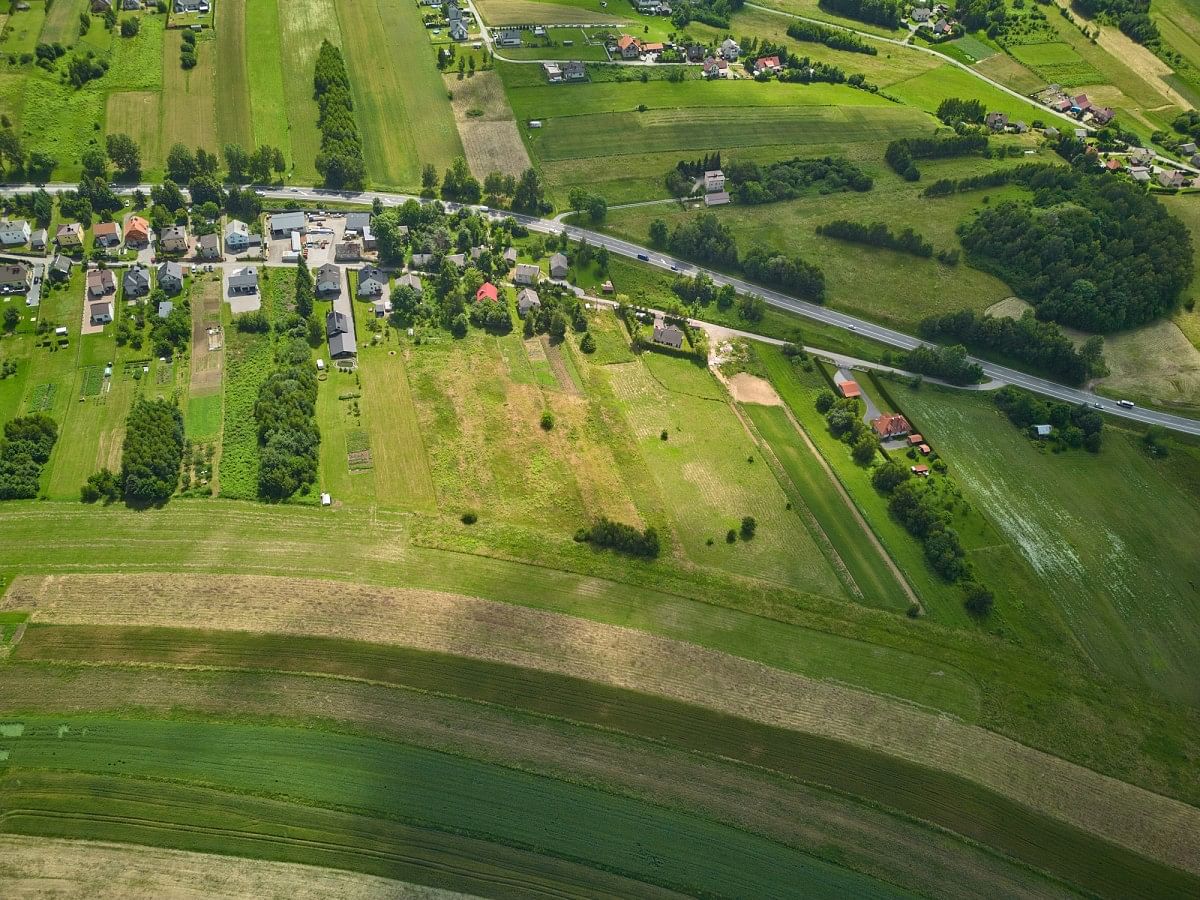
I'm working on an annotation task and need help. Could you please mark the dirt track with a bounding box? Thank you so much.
[6,571,1200,875]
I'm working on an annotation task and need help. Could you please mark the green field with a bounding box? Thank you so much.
[888,63,1052,122]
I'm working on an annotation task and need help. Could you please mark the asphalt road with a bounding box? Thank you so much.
[7,181,1198,436]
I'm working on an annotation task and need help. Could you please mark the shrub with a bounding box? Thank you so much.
[461,510,478,524]
[740,515,756,539]
[540,410,555,430]
[725,528,737,543]
[580,516,661,558]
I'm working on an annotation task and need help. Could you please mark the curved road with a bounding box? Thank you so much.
[7,181,1197,435]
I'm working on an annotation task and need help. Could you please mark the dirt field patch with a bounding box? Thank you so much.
[190,279,224,394]
[5,571,1200,874]
[0,835,460,899]
[727,372,781,405]
[445,71,531,179]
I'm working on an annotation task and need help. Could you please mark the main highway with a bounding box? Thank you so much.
[7,181,1199,436]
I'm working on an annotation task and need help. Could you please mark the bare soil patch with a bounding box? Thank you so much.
[0,835,460,900]
[726,372,782,406]
[445,72,531,179]
[190,280,224,394]
[6,571,1200,874]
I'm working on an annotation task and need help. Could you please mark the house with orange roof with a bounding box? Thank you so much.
[475,282,499,302]
[837,380,861,399]
[617,35,641,58]
[125,215,151,246]
[871,413,911,440]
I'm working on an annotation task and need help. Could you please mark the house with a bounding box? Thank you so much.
[1043,126,1059,138]
[563,60,586,82]
[704,191,730,206]
[837,380,862,399]
[912,6,931,21]
[224,219,259,252]
[1051,96,1072,112]
[396,272,423,295]
[502,247,518,267]
[919,443,931,455]
[197,231,221,259]
[932,18,951,35]
[1130,147,1153,165]
[449,20,468,40]
[122,0,141,9]
[316,263,341,295]
[411,252,435,268]
[445,252,466,269]
[1091,106,1115,126]
[0,262,30,292]
[651,322,685,349]
[268,211,306,237]
[642,42,664,54]
[543,62,563,83]
[1179,141,1198,155]
[1072,93,1091,112]
[49,255,72,281]
[685,44,706,62]
[985,112,1008,131]
[91,0,112,11]
[1074,128,1088,139]
[704,170,725,193]
[517,287,540,316]
[469,245,486,261]
[1104,158,1122,172]
[93,221,121,248]
[335,241,362,261]
[373,299,390,318]
[910,464,930,477]
[157,260,184,294]
[1032,424,1052,439]
[30,228,46,251]
[907,434,924,446]
[1010,120,1028,134]
[86,268,115,298]
[229,266,258,295]
[702,57,728,79]
[1158,169,1187,189]
[496,29,522,47]
[719,38,739,60]
[326,309,357,359]
[0,219,30,246]
[123,265,150,298]
[617,35,641,59]
[475,282,498,303]
[357,265,387,297]
[871,413,911,439]
[125,215,151,246]
[154,299,174,320]
[549,252,569,279]
[56,223,84,248]
[752,55,781,75]
[174,0,203,11]
[1192,153,1200,169]
[514,262,540,285]
[89,296,114,325]
[159,225,189,253]
[1130,166,1151,183]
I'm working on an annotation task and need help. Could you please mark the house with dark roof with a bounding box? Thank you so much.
[514,262,540,285]
[86,268,116,297]
[157,260,184,294]
[396,272,423,295]
[517,287,540,316]
[197,231,222,259]
[123,265,150,298]
[651,322,685,349]
[228,267,259,295]
[269,211,306,236]
[549,252,569,279]
[30,228,46,251]
[316,263,341,295]
[326,309,356,359]
[985,112,1008,131]
[445,252,466,269]
[0,262,30,292]
[49,255,72,280]
[357,265,387,297]
[159,225,189,254]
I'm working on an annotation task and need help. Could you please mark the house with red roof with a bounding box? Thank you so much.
[617,35,641,58]
[837,380,861,399]
[871,413,911,440]
[475,282,499,303]
[752,55,781,75]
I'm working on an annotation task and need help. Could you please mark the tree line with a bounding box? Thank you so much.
[577,517,661,558]
[885,134,989,181]
[815,219,932,257]
[256,338,320,500]
[901,344,984,384]
[786,20,877,54]
[1072,0,1158,46]
[119,399,184,506]
[670,0,743,28]
[0,414,58,500]
[957,171,1193,331]
[313,40,365,190]
[723,156,872,204]
[918,309,1106,386]
[651,213,826,302]
[817,0,904,30]
[935,97,987,125]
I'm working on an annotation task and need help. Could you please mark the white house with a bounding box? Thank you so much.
[0,220,31,246]
[703,170,725,193]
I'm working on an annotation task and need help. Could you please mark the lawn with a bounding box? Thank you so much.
[243,0,294,166]
[887,63,1052,121]
[105,92,163,174]
[337,0,462,189]
[276,0,344,183]
[216,0,255,151]
[185,392,222,440]
[160,28,219,154]
[0,2,46,56]
[894,381,1200,705]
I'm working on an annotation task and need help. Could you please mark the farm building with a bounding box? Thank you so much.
[838,380,862,399]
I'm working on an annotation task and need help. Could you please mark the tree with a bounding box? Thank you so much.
[852,432,877,465]
[962,581,994,616]
[580,331,596,353]
[81,147,108,181]
[3,305,20,331]
[166,143,197,183]
[596,243,609,273]
[587,194,608,223]
[450,312,468,337]
[421,163,439,197]
[512,168,547,214]
[725,528,737,543]
[224,143,249,182]
[814,389,836,414]
[295,257,314,318]
[105,133,140,179]
[26,151,55,181]
[188,175,224,209]
[649,219,668,247]
[740,516,756,539]
[120,16,140,37]
[871,460,911,493]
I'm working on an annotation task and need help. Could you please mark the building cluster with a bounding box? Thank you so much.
[1036,86,1115,126]
[910,4,958,38]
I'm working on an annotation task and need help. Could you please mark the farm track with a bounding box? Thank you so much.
[5,572,1200,883]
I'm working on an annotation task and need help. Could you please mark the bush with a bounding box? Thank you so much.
[235,309,271,333]
[81,467,120,504]
[461,510,478,524]
[580,331,596,353]
[739,515,756,539]
[725,528,737,543]
[540,410,555,430]
[962,580,995,616]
